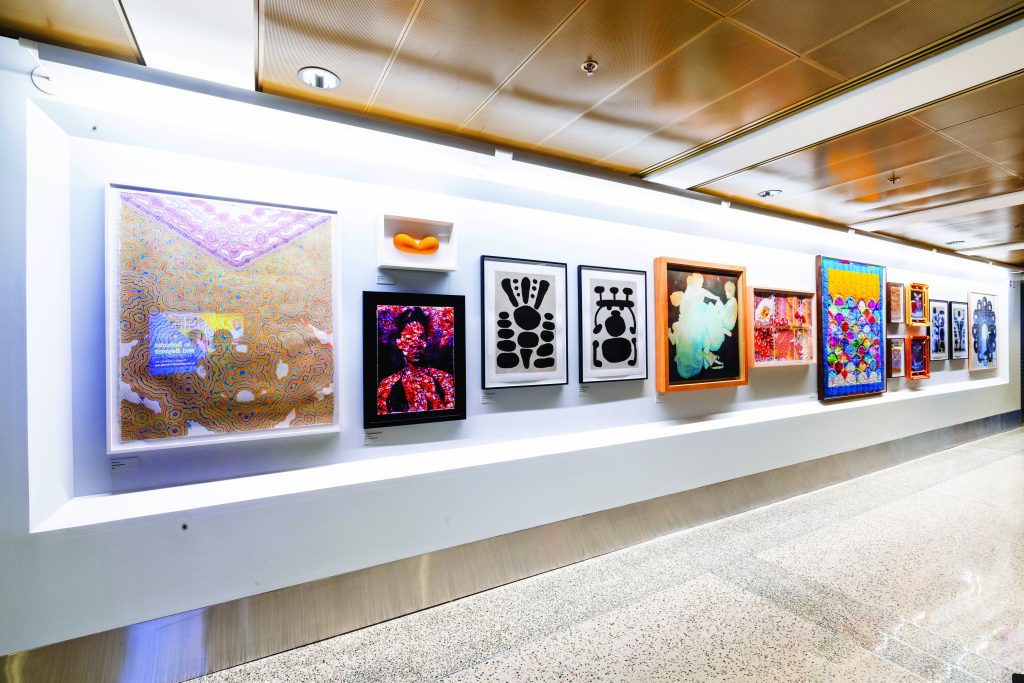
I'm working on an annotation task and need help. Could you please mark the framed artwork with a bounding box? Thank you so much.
[481,256,568,389]
[816,256,885,400]
[929,299,949,361]
[748,287,814,368]
[907,282,929,326]
[949,300,968,360]
[887,282,905,324]
[888,338,905,378]
[907,335,930,380]
[578,265,647,383]
[363,292,466,428]
[968,292,998,371]
[654,257,747,392]
[107,184,338,453]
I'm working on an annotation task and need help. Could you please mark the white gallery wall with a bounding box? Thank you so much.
[0,37,1019,654]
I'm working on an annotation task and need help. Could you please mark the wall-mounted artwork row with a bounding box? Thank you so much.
[748,288,814,368]
[481,256,568,389]
[578,265,647,383]
[968,292,998,371]
[930,299,948,361]
[107,185,338,453]
[363,292,466,428]
[654,257,747,392]
[816,256,885,400]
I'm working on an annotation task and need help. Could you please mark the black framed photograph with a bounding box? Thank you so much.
[578,265,647,383]
[949,300,968,360]
[930,298,948,361]
[363,291,466,428]
[481,255,568,389]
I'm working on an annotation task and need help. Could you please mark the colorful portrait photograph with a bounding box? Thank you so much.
[108,185,338,452]
[930,299,948,361]
[908,335,930,380]
[749,288,814,368]
[363,292,466,428]
[907,282,929,326]
[654,258,747,392]
[578,265,647,383]
[888,338,905,378]
[950,301,968,360]
[887,282,905,324]
[481,256,568,389]
[968,292,998,372]
[816,256,885,400]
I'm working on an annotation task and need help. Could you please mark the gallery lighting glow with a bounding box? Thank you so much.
[297,66,340,90]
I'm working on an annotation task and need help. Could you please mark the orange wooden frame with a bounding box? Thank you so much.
[906,282,930,326]
[746,286,815,368]
[654,257,748,393]
[906,334,930,380]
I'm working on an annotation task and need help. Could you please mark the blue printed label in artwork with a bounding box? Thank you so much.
[148,312,214,375]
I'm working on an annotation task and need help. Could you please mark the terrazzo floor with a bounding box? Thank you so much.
[199,429,1024,682]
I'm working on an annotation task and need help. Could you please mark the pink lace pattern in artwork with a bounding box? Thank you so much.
[121,191,332,269]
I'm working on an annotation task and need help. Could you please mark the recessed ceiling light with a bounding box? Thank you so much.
[297,66,340,90]
[946,240,965,246]
[756,189,782,198]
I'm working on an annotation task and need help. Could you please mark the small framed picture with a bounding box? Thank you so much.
[930,298,948,361]
[888,338,905,378]
[654,257,747,392]
[578,265,647,383]
[907,334,930,380]
[907,282,929,326]
[968,292,998,371]
[748,287,814,368]
[949,300,968,360]
[363,292,466,428]
[887,281,905,324]
[481,256,568,389]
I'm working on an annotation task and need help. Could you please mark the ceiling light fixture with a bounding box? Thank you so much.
[946,240,965,246]
[756,189,782,198]
[297,66,340,90]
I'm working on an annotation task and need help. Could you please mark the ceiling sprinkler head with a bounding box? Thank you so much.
[581,60,599,77]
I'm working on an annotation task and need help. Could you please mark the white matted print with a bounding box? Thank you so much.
[579,265,647,383]
[930,299,948,361]
[950,301,968,360]
[968,292,998,371]
[481,256,568,389]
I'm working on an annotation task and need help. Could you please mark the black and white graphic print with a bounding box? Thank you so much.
[590,278,638,368]
[930,300,948,361]
[482,256,567,389]
[950,301,968,359]
[495,274,556,372]
[579,266,647,383]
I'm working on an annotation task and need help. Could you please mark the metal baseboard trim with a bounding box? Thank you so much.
[2,410,1019,683]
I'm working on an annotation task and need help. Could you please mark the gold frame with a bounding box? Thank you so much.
[654,257,748,393]
[907,282,930,326]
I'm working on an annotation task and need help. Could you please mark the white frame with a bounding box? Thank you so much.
[967,291,998,372]
[929,298,949,361]
[481,256,568,389]
[377,214,457,271]
[106,183,341,454]
[579,265,647,383]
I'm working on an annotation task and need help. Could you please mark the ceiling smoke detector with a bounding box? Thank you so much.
[581,60,599,77]
[756,189,782,198]
[297,66,340,90]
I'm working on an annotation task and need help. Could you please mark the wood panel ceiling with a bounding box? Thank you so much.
[258,0,1024,175]
[0,0,141,62]
[697,69,1024,261]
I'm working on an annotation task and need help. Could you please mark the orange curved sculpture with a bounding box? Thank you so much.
[393,233,440,255]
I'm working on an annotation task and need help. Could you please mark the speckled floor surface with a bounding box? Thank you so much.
[199,429,1024,682]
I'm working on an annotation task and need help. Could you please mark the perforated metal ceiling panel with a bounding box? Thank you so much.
[0,0,140,62]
